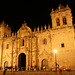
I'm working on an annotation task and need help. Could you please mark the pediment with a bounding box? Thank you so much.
[39,49,50,57]
[17,21,32,37]
[19,25,32,33]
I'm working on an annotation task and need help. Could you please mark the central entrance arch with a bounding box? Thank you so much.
[18,53,26,70]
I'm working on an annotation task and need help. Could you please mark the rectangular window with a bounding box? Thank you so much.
[43,39,47,44]
[23,40,24,46]
[6,44,9,49]
[21,39,24,46]
[61,43,64,47]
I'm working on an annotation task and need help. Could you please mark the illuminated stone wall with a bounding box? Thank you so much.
[50,4,75,70]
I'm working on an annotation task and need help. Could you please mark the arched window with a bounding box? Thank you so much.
[63,17,67,25]
[43,39,47,44]
[56,18,60,26]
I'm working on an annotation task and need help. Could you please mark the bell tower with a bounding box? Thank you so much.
[0,21,11,38]
[50,4,73,29]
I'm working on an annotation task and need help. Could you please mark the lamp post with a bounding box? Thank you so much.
[54,50,57,71]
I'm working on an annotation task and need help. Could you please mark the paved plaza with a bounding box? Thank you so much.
[0,71,75,75]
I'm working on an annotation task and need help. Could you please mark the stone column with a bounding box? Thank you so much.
[11,40,14,68]
[39,59,41,70]
[1,40,3,69]
[26,52,28,70]
[15,40,18,69]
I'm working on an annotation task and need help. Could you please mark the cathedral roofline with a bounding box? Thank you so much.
[51,4,71,14]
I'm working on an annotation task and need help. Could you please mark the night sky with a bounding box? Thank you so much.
[0,0,74,32]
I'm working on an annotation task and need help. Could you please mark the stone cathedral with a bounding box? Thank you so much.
[0,4,75,70]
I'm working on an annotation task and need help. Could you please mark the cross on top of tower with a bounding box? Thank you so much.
[22,21,27,27]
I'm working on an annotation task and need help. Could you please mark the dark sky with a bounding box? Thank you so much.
[0,0,74,32]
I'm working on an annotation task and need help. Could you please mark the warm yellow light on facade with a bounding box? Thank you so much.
[54,50,57,53]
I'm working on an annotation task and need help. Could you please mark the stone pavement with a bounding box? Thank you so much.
[0,71,75,75]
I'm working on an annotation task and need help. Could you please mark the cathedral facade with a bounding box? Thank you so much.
[0,4,75,70]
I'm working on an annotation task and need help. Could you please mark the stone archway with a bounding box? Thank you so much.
[4,61,8,69]
[18,53,26,70]
[42,59,49,70]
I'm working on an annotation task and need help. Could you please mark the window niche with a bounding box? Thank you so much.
[21,39,24,46]
[43,39,47,44]
[6,44,9,49]
[63,17,67,25]
[23,40,24,46]
[56,18,60,26]
[61,43,64,48]
[4,32,7,38]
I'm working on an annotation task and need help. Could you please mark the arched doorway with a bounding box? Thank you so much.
[4,61,8,69]
[42,59,49,70]
[18,53,26,70]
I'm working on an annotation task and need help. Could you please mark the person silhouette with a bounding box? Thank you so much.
[3,68,7,75]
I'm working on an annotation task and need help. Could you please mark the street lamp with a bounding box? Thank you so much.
[54,50,57,71]
[54,50,57,54]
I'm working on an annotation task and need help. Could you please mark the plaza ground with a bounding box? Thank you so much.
[0,71,75,75]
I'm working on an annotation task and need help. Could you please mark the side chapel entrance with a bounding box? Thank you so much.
[42,59,49,70]
[4,61,8,69]
[18,53,26,70]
